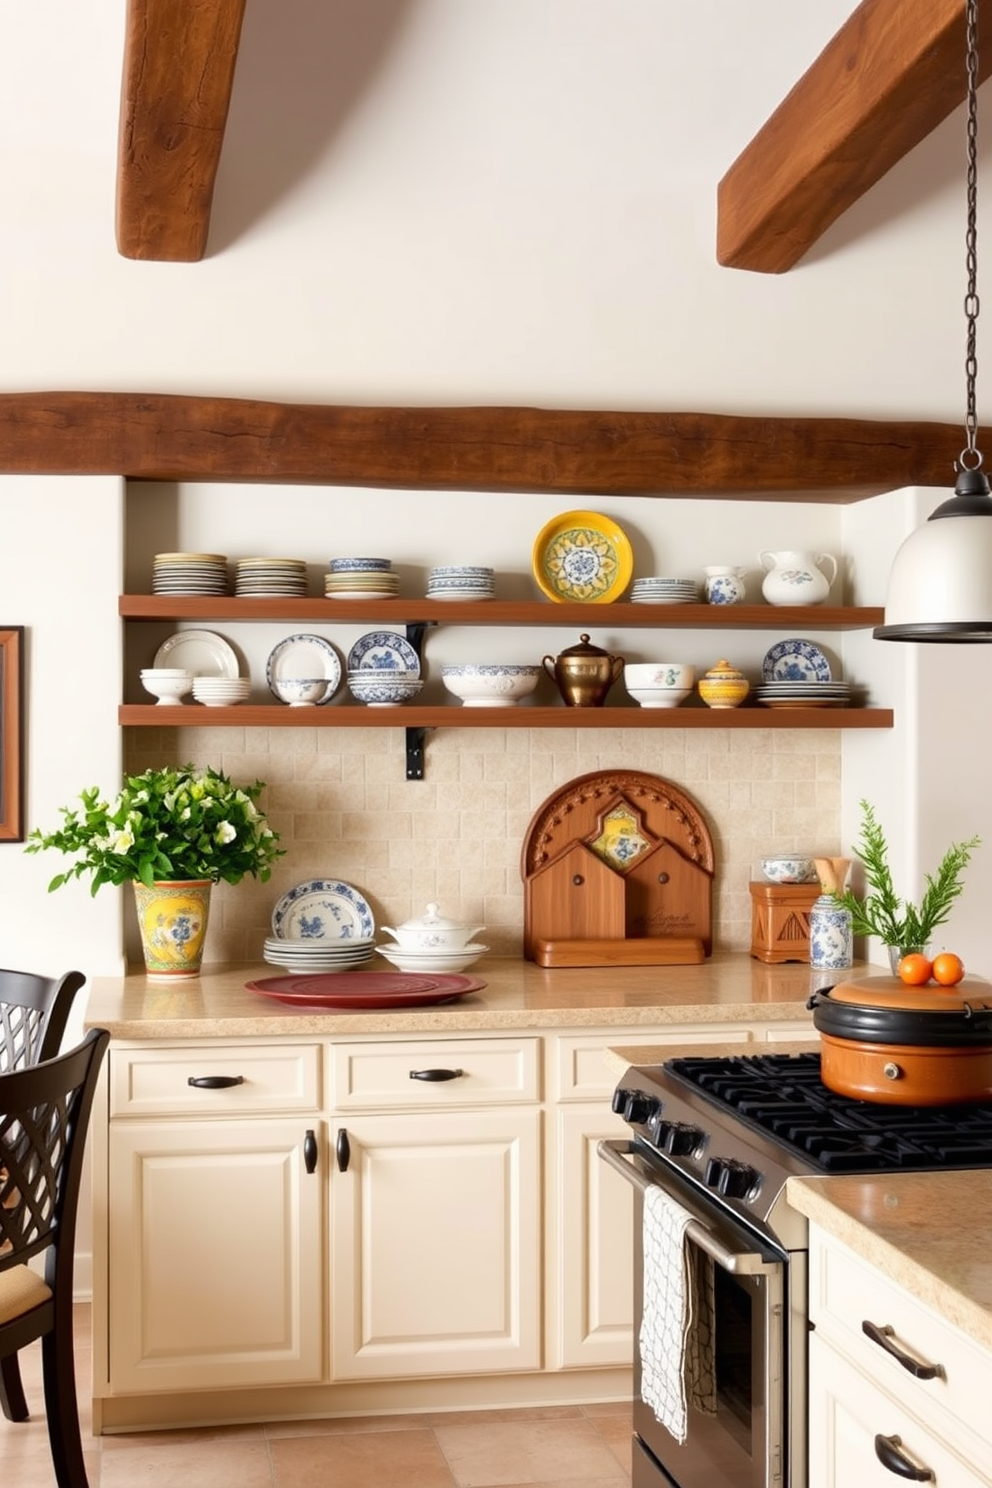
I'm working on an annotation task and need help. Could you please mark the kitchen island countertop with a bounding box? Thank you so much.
[84,951,827,1040]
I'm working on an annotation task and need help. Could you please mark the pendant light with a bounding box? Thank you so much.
[874,0,992,642]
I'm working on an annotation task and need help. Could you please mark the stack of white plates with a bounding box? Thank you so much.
[235,558,309,596]
[376,942,488,973]
[262,936,377,973]
[426,565,495,600]
[755,682,851,708]
[630,577,700,604]
[153,552,229,595]
[191,677,251,706]
[324,558,399,600]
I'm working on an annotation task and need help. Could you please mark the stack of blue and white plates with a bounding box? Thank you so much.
[324,557,399,599]
[235,557,309,596]
[630,576,700,604]
[152,552,229,595]
[755,638,850,707]
[426,565,495,600]
[262,936,376,973]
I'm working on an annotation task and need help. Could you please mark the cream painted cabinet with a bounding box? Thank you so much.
[329,1036,542,1380]
[808,1225,992,1488]
[105,1044,324,1394]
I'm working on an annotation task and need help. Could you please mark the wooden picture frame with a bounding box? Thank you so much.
[0,627,24,842]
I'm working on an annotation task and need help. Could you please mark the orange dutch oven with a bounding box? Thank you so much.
[808,972,992,1105]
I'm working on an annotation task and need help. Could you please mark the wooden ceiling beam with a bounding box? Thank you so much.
[0,391,968,500]
[116,0,246,261]
[718,0,992,274]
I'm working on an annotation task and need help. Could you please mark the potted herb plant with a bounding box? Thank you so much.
[833,799,979,972]
[26,763,284,979]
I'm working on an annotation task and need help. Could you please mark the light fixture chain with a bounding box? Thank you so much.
[962,0,983,470]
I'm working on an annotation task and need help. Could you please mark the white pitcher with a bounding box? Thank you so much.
[758,549,837,606]
[703,565,747,605]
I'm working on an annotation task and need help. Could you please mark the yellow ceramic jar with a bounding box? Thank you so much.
[698,658,750,709]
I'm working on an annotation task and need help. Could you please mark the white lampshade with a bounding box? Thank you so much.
[875,477,992,642]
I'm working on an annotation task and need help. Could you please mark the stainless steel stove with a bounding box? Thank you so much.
[602,1049,992,1488]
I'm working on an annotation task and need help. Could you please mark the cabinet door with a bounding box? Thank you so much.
[108,1119,323,1392]
[331,1108,541,1379]
[555,1103,635,1368]
[809,1333,992,1488]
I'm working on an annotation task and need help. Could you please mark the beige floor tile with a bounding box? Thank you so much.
[265,1411,425,1438]
[99,1437,273,1488]
[270,1427,456,1488]
[584,1414,633,1475]
[427,1407,585,1427]
[433,1417,628,1487]
[102,1422,266,1448]
[580,1402,633,1419]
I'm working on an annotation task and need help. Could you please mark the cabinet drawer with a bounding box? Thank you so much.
[810,1230,992,1459]
[110,1044,322,1116]
[332,1038,540,1108]
[554,1028,750,1101]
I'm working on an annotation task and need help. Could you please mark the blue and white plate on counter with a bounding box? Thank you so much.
[271,879,375,941]
[761,638,833,684]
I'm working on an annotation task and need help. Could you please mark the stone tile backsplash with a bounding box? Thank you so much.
[125,725,842,963]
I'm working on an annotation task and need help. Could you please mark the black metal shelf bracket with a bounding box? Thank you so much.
[405,726,428,781]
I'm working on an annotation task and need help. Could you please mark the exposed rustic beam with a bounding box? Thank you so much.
[116,0,246,261]
[0,391,969,499]
[718,0,992,274]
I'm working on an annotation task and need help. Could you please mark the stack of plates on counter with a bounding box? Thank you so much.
[152,552,229,595]
[324,557,399,599]
[426,565,495,600]
[755,638,850,708]
[235,557,309,596]
[266,878,377,971]
[630,576,700,604]
[191,677,251,706]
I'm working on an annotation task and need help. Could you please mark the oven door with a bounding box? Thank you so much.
[599,1139,791,1488]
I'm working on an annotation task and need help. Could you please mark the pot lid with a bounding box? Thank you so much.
[553,633,611,659]
[389,902,473,933]
[810,972,992,1047]
[824,971,992,1014]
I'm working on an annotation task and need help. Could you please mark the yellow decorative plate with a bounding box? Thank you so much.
[531,510,633,603]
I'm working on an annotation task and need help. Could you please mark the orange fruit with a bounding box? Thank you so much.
[932,952,965,986]
[897,952,933,985]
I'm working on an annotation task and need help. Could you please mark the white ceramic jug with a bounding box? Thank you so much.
[758,549,837,606]
[703,565,747,605]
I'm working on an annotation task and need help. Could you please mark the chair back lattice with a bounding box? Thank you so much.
[0,969,86,1073]
[0,1030,109,1274]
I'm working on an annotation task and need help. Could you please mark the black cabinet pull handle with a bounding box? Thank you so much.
[873,1433,935,1481]
[303,1129,318,1174]
[409,1068,464,1082]
[187,1075,245,1090]
[862,1321,943,1380]
[336,1127,350,1172]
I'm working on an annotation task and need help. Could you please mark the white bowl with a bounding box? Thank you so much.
[380,902,485,950]
[761,856,817,884]
[623,663,695,690]
[272,676,327,706]
[441,664,541,707]
[625,686,692,709]
[141,670,193,704]
[375,943,488,973]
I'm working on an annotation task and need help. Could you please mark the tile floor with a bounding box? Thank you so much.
[3,1304,633,1488]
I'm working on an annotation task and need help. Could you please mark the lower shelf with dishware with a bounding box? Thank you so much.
[119,703,892,729]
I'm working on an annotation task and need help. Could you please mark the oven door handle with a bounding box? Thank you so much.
[597,1138,779,1277]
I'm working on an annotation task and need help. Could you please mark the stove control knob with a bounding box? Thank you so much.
[664,1121,705,1157]
[615,1089,658,1126]
[705,1156,759,1199]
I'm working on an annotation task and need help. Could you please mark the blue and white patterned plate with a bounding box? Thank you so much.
[346,630,421,676]
[761,638,833,684]
[271,880,376,941]
[265,633,342,704]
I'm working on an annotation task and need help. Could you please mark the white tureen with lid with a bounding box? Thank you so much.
[380,902,486,951]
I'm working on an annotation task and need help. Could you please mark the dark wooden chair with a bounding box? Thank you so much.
[0,1028,109,1488]
[0,967,87,1423]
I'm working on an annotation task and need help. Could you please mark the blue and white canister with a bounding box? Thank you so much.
[808,892,853,971]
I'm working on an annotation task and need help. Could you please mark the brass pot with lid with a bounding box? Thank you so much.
[542,634,625,707]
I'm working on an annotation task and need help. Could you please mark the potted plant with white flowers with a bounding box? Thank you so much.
[26,763,283,979]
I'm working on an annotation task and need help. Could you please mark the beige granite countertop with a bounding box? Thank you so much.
[84,952,827,1040]
[787,1170,992,1352]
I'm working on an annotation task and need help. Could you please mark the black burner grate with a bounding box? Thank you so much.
[667,1051,992,1173]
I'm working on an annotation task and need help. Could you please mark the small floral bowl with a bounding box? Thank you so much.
[760,856,818,884]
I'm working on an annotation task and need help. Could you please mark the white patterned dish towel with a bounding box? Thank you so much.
[639,1183,716,1443]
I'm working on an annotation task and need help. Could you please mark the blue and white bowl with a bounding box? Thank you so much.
[347,674,423,706]
[760,855,818,885]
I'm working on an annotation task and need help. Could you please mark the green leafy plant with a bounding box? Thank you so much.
[834,799,979,948]
[25,763,284,894]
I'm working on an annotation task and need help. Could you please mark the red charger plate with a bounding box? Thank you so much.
[245,971,486,1009]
